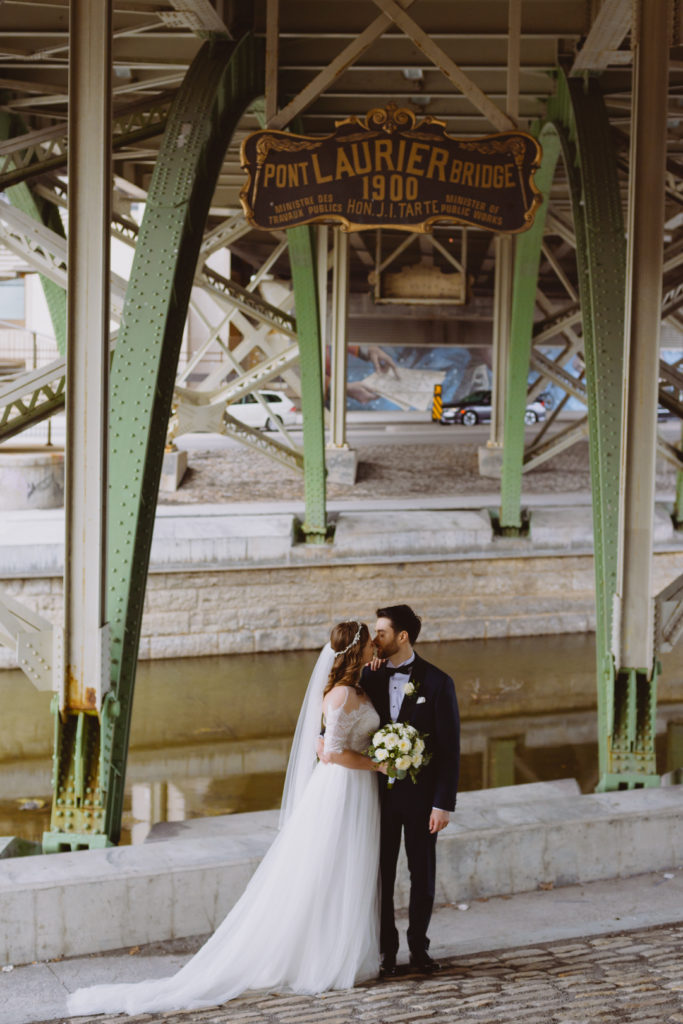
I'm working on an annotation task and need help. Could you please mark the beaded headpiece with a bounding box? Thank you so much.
[337,620,363,656]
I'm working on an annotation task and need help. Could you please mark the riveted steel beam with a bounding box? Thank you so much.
[498,126,561,532]
[44,33,265,848]
[287,223,327,541]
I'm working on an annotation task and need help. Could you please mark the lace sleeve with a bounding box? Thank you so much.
[323,688,353,755]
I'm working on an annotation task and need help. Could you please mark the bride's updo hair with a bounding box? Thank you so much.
[324,620,370,697]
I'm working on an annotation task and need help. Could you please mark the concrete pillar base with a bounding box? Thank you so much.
[159,448,188,491]
[325,446,357,485]
[0,445,65,509]
[478,443,504,478]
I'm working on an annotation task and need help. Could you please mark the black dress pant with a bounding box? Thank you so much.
[379,796,437,959]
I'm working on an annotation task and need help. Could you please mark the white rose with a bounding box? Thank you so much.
[372,731,385,747]
[415,739,425,754]
[395,755,411,771]
[383,733,399,749]
[374,747,388,761]
[412,753,423,767]
[403,682,415,697]
[397,737,411,753]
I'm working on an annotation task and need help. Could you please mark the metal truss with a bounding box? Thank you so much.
[176,342,299,408]
[0,93,174,190]
[0,358,66,442]
[198,264,297,336]
[0,592,58,692]
[0,204,128,316]
[222,412,304,473]
[655,573,683,652]
[523,417,589,472]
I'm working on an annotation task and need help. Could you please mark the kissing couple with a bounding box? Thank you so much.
[67,604,461,1017]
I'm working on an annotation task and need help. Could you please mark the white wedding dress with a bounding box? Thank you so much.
[67,659,381,1017]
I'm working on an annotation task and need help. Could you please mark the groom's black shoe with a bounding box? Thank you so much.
[409,952,441,974]
[379,955,398,978]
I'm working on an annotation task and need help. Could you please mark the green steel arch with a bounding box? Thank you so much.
[500,71,654,789]
[47,33,272,850]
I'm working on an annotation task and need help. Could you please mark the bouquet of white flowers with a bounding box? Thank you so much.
[367,722,431,785]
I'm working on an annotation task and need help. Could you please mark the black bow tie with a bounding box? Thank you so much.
[386,663,414,676]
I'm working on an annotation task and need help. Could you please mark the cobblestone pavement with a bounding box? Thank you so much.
[50,924,683,1024]
[158,439,677,505]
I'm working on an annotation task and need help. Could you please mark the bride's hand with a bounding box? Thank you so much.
[368,656,385,672]
[375,762,388,775]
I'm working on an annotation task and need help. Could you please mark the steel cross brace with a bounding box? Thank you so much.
[0,92,174,190]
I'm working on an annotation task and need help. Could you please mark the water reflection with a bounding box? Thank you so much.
[2,633,683,845]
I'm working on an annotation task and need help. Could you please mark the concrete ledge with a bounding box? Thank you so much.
[1,782,681,966]
[1,502,680,577]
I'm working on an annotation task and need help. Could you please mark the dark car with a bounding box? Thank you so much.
[440,389,546,426]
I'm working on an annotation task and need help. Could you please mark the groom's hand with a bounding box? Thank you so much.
[429,809,450,834]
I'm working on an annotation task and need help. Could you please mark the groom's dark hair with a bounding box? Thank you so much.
[376,604,422,645]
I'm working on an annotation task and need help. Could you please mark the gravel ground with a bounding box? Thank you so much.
[158,439,678,505]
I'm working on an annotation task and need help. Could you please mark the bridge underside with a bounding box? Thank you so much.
[0,0,681,847]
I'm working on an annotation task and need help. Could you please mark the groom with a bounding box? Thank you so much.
[362,604,460,977]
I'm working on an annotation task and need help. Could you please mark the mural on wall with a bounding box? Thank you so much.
[326,344,683,415]
[328,344,495,412]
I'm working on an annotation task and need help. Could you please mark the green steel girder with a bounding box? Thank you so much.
[498,129,562,531]
[46,33,265,849]
[287,223,328,541]
[0,111,67,356]
[501,70,656,789]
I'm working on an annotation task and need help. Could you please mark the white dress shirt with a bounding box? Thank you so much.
[387,658,414,721]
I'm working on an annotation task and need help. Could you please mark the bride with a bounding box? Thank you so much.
[67,620,385,1017]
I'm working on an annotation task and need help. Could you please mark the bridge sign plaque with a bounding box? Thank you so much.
[240,105,542,234]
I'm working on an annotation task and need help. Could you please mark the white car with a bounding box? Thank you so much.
[228,390,297,431]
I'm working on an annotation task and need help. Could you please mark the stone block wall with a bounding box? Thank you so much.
[2,549,683,668]
[2,549,683,667]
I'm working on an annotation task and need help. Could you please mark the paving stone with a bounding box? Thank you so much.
[35,923,683,1024]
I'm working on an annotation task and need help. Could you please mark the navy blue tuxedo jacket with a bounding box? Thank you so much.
[362,652,460,813]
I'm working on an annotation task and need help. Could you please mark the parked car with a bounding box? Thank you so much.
[228,390,297,431]
[440,389,546,426]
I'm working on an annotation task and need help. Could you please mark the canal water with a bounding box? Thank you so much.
[2,632,682,845]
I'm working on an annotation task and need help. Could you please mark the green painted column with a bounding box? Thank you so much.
[498,127,561,532]
[287,223,328,541]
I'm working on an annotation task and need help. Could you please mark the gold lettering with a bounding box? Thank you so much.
[264,164,276,187]
[374,139,394,171]
[481,165,492,188]
[298,161,309,185]
[287,165,300,188]
[449,160,462,184]
[493,165,504,189]
[406,142,429,176]
[276,165,287,188]
[335,148,355,179]
[426,147,449,182]
[462,162,474,186]
[505,164,515,187]
[395,139,406,172]
[311,154,332,183]
[351,142,372,175]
